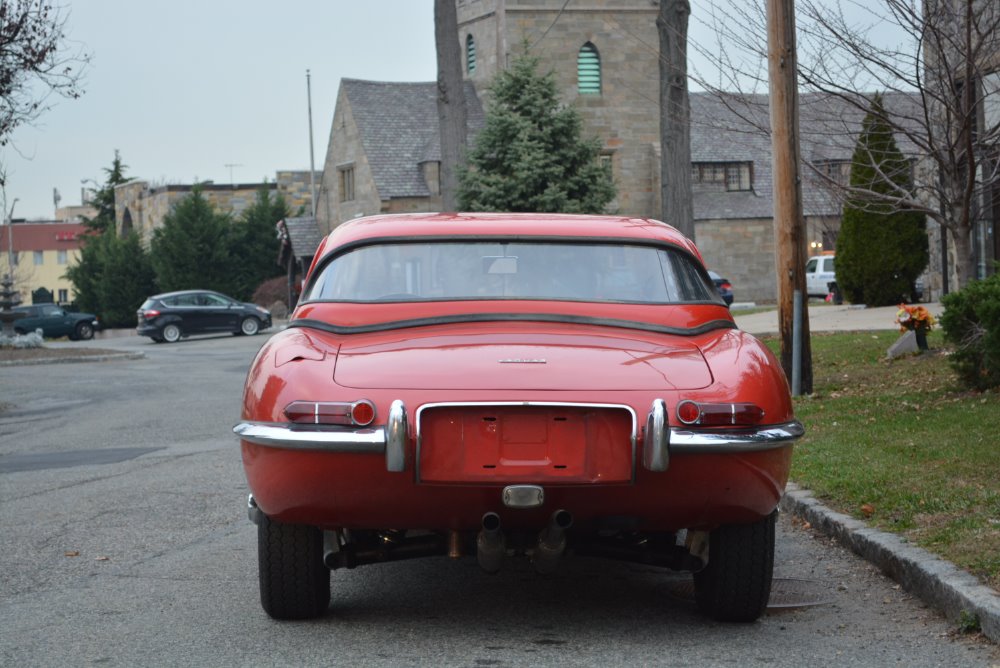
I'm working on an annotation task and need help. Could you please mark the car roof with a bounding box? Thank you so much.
[322,213,701,257]
[152,289,227,299]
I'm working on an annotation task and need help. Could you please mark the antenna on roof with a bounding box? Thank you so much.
[225,164,243,187]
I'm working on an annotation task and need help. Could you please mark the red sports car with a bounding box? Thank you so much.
[234,213,802,622]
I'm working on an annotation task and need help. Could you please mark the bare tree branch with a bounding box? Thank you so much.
[692,0,1000,288]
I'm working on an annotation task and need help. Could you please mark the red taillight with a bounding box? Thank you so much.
[675,400,765,426]
[350,400,376,426]
[720,281,732,291]
[142,309,161,319]
[284,400,376,426]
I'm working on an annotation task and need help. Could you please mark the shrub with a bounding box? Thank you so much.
[252,276,290,308]
[940,268,1000,390]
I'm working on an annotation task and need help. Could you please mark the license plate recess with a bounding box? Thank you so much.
[417,404,633,484]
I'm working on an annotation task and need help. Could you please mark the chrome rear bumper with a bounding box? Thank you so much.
[235,402,803,473]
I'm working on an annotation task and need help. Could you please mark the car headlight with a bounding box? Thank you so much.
[255,306,270,316]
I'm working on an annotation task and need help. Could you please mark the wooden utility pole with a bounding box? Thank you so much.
[657,0,694,239]
[434,0,467,212]
[766,0,812,394]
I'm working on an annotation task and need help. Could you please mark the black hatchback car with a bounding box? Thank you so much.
[136,290,272,343]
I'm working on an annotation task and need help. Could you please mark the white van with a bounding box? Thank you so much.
[805,255,836,298]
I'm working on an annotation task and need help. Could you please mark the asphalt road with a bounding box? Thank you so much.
[1,332,997,667]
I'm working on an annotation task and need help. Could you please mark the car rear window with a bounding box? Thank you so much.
[304,241,722,305]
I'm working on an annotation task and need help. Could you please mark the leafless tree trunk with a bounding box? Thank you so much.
[435,0,467,212]
[689,0,1000,291]
[658,0,694,239]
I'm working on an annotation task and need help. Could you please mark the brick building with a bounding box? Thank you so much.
[0,221,87,305]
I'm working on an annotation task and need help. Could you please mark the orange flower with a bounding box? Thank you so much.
[895,303,934,332]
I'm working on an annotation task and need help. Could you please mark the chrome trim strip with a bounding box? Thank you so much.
[233,421,385,452]
[414,401,638,483]
[668,420,804,453]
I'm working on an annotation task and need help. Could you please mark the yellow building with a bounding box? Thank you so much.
[0,221,86,305]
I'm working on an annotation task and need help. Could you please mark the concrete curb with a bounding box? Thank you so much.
[781,482,1000,642]
[0,351,145,367]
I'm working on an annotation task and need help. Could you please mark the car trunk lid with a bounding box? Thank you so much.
[333,330,712,390]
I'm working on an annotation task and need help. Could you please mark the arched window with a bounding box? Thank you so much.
[577,42,601,94]
[466,34,477,74]
[121,208,133,238]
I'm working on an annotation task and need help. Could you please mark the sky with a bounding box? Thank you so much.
[2,1,905,221]
[3,1,439,220]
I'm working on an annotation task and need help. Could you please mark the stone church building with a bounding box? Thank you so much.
[313,0,897,302]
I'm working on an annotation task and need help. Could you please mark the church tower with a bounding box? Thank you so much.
[456,0,662,218]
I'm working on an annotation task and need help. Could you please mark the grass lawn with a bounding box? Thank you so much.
[766,330,1000,590]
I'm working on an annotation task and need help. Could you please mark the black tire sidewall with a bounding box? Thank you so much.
[75,322,94,340]
[693,510,776,622]
[257,514,330,620]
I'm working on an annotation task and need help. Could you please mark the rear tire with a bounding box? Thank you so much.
[258,514,330,620]
[693,511,775,622]
[161,323,181,343]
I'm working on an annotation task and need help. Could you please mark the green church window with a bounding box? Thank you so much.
[578,42,601,94]
[466,34,476,74]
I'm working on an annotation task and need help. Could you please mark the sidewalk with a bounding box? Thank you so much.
[733,302,945,335]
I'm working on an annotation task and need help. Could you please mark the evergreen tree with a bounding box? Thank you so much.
[151,188,234,294]
[82,150,129,234]
[228,188,287,301]
[836,94,928,306]
[65,150,141,316]
[457,50,615,213]
[96,233,156,327]
[64,228,109,313]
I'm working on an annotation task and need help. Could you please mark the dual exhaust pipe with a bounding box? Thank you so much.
[476,509,573,574]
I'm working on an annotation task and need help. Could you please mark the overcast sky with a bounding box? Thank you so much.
[3,1,903,221]
[4,1,438,220]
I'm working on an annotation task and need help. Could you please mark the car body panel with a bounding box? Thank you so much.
[708,270,734,306]
[333,327,714,391]
[805,255,836,297]
[137,289,271,341]
[237,213,798,534]
[241,437,790,530]
[12,304,99,339]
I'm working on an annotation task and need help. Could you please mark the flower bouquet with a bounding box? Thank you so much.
[895,303,935,350]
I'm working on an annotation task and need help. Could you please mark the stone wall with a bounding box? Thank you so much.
[696,214,845,304]
[459,0,660,219]
[696,217,778,303]
[276,171,322,215]
[115,181,279,244]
